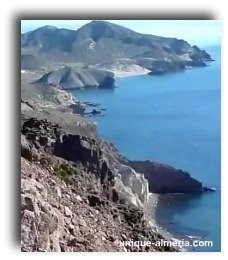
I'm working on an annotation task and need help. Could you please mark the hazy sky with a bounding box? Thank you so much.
[21,20,221,47]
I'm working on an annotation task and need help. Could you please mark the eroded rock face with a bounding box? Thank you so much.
[22,115,207,251]
[21,134,38,161]
[54,134,102,172]
[129,160,203,193]
[101,142,149,208]
[53,134,118,203]
[21,117,150,208]
[21,116,206,209]
[21,117,60,153]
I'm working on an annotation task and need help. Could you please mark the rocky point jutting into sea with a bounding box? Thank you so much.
[21,21,215,252]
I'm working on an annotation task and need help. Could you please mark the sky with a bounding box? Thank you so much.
[21,20,221,47]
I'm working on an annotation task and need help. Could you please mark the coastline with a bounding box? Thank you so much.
[68,73,194,252]
[144,193,185,251]
[24,66,218,252]
[22,69,206,252]
[144,194,174,239]
[71,64,220,251]
[20,22,220,252]
[68,80,184,250]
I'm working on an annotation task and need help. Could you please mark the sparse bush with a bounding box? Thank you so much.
[55,163,78,184]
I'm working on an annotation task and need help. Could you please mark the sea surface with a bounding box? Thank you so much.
[69,45,221,252]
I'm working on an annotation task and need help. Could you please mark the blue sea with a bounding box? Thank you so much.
[70,45,221,252]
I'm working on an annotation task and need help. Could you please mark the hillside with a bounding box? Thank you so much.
[35,66,115,89]
[21,114,178,252]
[21,110,206,251]
[21,21,212,76]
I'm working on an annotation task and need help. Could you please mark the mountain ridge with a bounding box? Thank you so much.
[21,20,212,67]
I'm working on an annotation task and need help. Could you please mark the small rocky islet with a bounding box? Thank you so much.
[21,20,214,252]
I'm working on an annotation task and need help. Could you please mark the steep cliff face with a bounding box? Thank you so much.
[52,133,150,208]
[21,114,210,252]
[21,116,177,252]
[21,115,207,205]
[101,142,149,208]
[53,134,118,202]
[21,116,149,208]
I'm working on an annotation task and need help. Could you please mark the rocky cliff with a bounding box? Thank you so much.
[129,160,203,193]
[21,116,177,252]
[21,116,149,208]
[21,105,211,251]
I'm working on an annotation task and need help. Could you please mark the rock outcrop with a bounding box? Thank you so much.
[21,116,208,205]
[21,117,149,208]
[101,142,149,209]
[129,160,203,193]
[21,113,210,252]
[35,66,115,89]
[21,117,176,252]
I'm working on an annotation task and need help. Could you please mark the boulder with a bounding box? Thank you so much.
[21,134,38,161]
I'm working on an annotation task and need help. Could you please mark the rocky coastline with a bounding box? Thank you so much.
[21,115,178,252]
[32,58,212,90]
[21,82,213,251]
[21,20,215,252]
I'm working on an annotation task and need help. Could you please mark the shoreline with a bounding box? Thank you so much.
[144,193,175,240]
[112,68,151,78]
[65,73,208,252]
[144,193,185,251]
[68,80,189,251]
[68,83,184,250]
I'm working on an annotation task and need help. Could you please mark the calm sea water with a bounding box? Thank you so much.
[70,45,221,251]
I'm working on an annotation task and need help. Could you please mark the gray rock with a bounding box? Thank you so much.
[64,206,72,217]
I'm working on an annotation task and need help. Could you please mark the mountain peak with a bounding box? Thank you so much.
[21,21,212,66]
[76,20,136,42]
[33,25,58,32]
[89,20,111,25]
